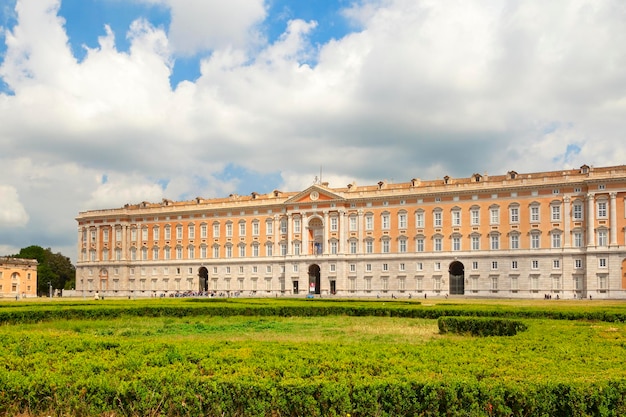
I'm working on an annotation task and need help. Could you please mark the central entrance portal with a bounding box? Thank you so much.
[308,264,321,295]
[199,267,208,292]
[449,261,465,295]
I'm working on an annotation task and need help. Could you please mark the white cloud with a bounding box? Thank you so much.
[0,185,29,227]
[139,0,266,55]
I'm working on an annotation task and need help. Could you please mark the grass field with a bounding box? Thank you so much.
[1,297,626,416]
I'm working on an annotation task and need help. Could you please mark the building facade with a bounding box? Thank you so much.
[75,164,626,299]
[0,257,38,298]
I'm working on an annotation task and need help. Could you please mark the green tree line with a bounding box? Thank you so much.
[12,245,75,296]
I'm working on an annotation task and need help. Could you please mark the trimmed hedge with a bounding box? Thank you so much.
[1,300,626,324]
[438,316,528,336]
[2,376,626,416]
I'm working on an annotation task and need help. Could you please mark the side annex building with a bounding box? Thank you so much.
[75,164,626,299]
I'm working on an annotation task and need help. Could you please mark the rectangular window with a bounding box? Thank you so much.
[281,242,288,256]
[213,224,220,237]
[599,258,607,268]
[200,246,207,258]
[553,259,560,269]
[239,245,246,257]
[434,262,441,271]
[530,206,540,222]
[415,212,424,228]
[490,208,499,224]
[294,218,301,233]
[471,209,479,225]
[490,235,499,250]
[280,219,288,234]
[252,222,259,236]
[472,236,480,251]
[382,214,390,230]
[598,230,608,247]
[330,241,337,254]
[511,260,518,269]
[510,207,519,223]
[294,242,301,255]
[350,240,358,254]
[434,211,442,227]
[366,240,373,254]
[382,240,390,253]
[399,262,405,272]
[176,246,183,259]
[226,245,232,258]
[382,263,389,272]
[531,234,540,249]
[213,246,219,258]
[349,264,356,273]
[398,213,407,229]
[552,233,561,248]
[491,261,498,270]
[330,217,338,231]
[200,224,207,238]
[103,229,110,242]
[266,220,273,235]
[176,225,183,239]
[366,263,372,272]
[399,239,407,253]
[531,260,539,269]
[365,215,374,230]
[417,262,423,271]
[434,238,442,252]
[510,234,519,249]
[266,244,273,257]
[573,204,583,220]
[574,232,583,248]
[452,211,461,226]
[452,237,461,251]
[472,261,478,270]
[597,201,607,218]
[551,205,561,221]
[330,264,336,272]
[491,276,498,290]
[226,223,233,237]
[575,259,582,269]
[416,238,424,252]
[239,222,246,236]
[188,246,195,259]
[349,216,357,231]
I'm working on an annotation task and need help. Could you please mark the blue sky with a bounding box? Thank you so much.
[47,0,355,89]
[1,0,625,259]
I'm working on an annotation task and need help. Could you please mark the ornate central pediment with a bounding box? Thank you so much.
[284,185,345,204]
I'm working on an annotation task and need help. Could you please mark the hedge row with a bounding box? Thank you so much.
[1,302,625,324]
[438,316,528,336]
[2,376,625,417]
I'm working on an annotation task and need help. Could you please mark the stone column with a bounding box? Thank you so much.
[287,213,293,255]
[122,225,128,261]
[95,226,101,261]
[358,210,364,254]
[587,194,595,246]
[610,193,618,246]
[339,210,346,254]
[323,211,329,255]
[563,196,571,248]
[302,215,309,255]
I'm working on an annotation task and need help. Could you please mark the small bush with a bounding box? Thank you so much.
[438,316,528,336]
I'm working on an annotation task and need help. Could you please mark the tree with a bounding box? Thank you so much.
[14,246,76,296]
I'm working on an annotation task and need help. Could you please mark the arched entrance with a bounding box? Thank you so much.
[198,267,208,292]
[449,261,465,295]
[308,264,321,294]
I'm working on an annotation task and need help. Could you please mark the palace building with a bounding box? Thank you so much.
[75,164,626,299]
[0,257,38,298]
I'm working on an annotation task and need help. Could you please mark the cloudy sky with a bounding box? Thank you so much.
[1,0,625,261]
